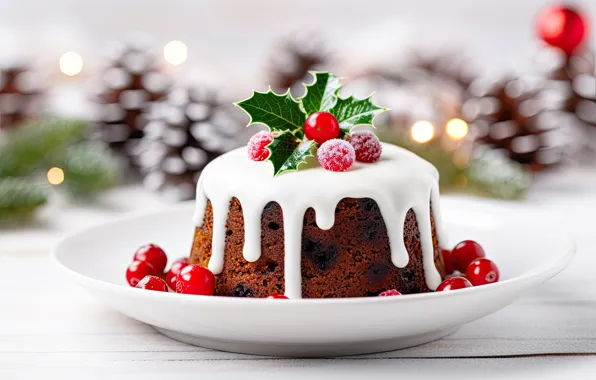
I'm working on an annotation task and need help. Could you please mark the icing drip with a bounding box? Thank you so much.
[193,143,443,298]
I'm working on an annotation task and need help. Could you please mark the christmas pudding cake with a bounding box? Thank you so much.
[188,72,446,298]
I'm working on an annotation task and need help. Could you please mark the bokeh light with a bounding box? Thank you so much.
[446,118,469,140]
[59,52,84,76]
[47,167,65,185]
[411,121,435,143]
[164,40,188,66]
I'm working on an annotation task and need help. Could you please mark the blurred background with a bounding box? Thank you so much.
[0,0,594,248]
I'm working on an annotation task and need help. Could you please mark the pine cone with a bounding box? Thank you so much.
[409,52,476,91]
[537,48,596,156]
[137,86,247,201]
[354,51,476,135]
[463,77,563,172]
[268,35,328,97]
[564,53,596,129]
[0,65,44,130]
[91,44,170,161]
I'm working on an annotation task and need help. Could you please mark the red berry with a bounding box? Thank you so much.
[175,264,216,295]
[347,131,382,163]
[436,276,473,292]
[536,6,587,55]
[466,258,500,286]
[441,248,455,275]
[267,294,288,299]
[378,289,402,297]
[165,257,189,290]
[133,244,168,274]
[451,240,486,273]
[126,260,157,287]
[247,131,275,161]
[304,112,340,144]
[135,275,169,292]
[317,139,355,172]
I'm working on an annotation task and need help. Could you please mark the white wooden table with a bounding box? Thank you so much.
[2,170,596,379]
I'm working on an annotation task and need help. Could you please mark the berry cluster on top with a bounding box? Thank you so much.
[236,72,388,175]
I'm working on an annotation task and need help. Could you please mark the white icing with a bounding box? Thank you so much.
[193,143,443,298]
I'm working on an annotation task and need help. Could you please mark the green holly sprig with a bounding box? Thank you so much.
[235,72,388,176]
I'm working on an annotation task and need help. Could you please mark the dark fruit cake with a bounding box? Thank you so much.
[190,197,444,298]
[187,71,446,298]
[189,142,446,298]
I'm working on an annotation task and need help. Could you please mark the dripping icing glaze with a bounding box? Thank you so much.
[193,142,443,299]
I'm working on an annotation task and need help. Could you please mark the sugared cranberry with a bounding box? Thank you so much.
[247,131,275,161]
[135,275,169,292]
[175,264,216,295]
[133,244,168,273]
[441,248,455,275]
[379,289,402,297]
[165,257,189,290]
[436,276,473,292]
[126,260,157,287]
[304,112,340,144]
[317,139,355,172]
[466,258,500,286]
[451,240,486,272]
[267,294,288,299]
[347,131,382,163]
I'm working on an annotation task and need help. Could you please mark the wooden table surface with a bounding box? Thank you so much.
[2,168,596,379]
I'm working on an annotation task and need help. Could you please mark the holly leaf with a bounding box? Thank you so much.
[267,132,316,176]
[235,89,306,134]
[300,72,342,114]
[329,95,388,134]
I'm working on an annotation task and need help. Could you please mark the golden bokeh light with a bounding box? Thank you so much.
[47,167,65,185]
[164,40,188,66]
[59,52,84,76]
[446,118,469,140]
[452,150,470,168]
[410,121,435,143]
[454,174,469,189]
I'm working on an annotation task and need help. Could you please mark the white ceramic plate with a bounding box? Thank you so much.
[51,198,575,357]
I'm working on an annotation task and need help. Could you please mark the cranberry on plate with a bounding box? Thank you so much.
[126,260,157,287]
[450,240,486,273]
[175,264,216,295]
[165,257,189,290]
[466,258,500,286]
[135,275,169,292]
[133,244,168,273]
[436,276,473,292]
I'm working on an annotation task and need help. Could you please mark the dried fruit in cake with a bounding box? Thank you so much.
[133,244,168,273]
[175,264,216,295]
[378,289,402,297]
[247,131,275,161]
[304,112,340,144]
[347,131,382,163]
[135,275,169,292]
[165,257,189,290]
[317,139,355,172]
[126,260,157,287]
[451,240,486,273]
[436,276,473,291]
[466,258,500,286]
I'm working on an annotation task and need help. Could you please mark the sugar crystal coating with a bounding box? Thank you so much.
[247,131,275,161]
[317,139,355,172]
[348,131,382,163]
